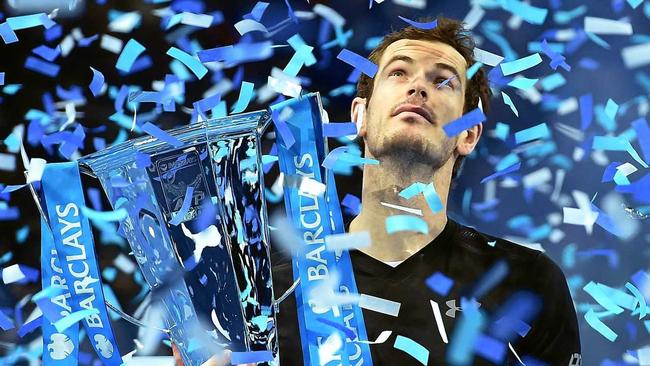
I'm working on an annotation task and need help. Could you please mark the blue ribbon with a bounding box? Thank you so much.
[275,93,372,365]
[325,169,373,365]
[41,216,80,365]
[40,162,123,365]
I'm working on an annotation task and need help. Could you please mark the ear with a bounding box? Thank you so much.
[456,122,483,157]
[350,97,367,137]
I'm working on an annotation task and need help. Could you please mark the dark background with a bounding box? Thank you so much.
[0,0,649,364]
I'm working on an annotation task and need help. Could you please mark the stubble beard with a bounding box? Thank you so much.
[365,111,458,173]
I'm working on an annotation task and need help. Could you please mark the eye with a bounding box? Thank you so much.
[435,76,456,89]
[389,69,405,78]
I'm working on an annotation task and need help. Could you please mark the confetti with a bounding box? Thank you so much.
[507,77,538,90]
[234,19,269,36]
[359,294,401,317]
[443,108,487,137]
[169,186,194,226]
[230,351,274,364]
[141,122,183,148]
[393,335,429,365]
[231,81,255,113]
[166,47,208,80]
[108,11,142,33]
[115,38,146,73]
[336,49,378,78]
[426,271,454,296]
[385,215,428,234]
[325,231,371,251]
[88,66,105,97]
[323,122,357,137]
[584,309,618,341]
[514,123,550,144]
[397,16,438,30]
[500,0,548,25]
[24,56,60,77]
[430,300,449,343]
[584,16,633,35]
[501,91,519,116]
[473,48,504,67]
[80,206,128,222]
[166,12,214,29]
[621,43,650,69]
[54,309,100,333]
[500,53,543,76]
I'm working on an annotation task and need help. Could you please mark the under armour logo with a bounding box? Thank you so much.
[568,353,582,366]
[445,299,482,318]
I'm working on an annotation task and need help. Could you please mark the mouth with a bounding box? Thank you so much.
[392,104,433,124]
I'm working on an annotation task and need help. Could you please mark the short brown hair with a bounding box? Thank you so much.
[356,16,492,180]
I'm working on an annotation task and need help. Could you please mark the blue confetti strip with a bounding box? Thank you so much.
[386,215,428,234]
[24,56,60,77]
[394,335,429,365]
[336,49,378,78]
[116,38,146,72]
[500,53,543,76]
[0,309,13,330]
[514,123,550,144]
[54,308,100,332]
[88,67,105,97]
[170,186,194,226]
[141,122,183,148]
[585,309,618,341]
[32,45,60,62]
[80,206,128,222]
[474,334,507,364]
[231,81,254,113]
[443,108,487,137]
[501,0,548,25]
[0,22,19,44]
[501,91,519,116]
[230,350,274,364]
[7,13,55,30]
[632,118,650,164]
[472,260,509,299]
[579,94,593,130]
[507,77,538,90]
[323,122,357,137]
[426,272,454,296]
[166,47,208,80]
[397,16,438,30]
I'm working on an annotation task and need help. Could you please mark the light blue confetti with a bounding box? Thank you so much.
[515,123,550,144]
[231,81,255,113]
[116,38,146,72]
[386,215,428,234]
[394,335,429,365]
[500,53,543,76]
[166,46,208,80]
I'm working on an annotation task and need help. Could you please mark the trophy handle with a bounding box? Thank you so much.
[272,278,300,314]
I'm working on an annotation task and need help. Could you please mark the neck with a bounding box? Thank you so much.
[349,154,455,262]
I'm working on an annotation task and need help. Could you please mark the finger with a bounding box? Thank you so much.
[171,343,184,366]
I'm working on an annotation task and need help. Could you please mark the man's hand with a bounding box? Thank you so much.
[171,343,255,366]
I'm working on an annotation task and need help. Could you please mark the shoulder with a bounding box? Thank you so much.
[453,220,544,264]
[453,221,569,290]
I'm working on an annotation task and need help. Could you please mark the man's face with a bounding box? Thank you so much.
[358,39,468,169]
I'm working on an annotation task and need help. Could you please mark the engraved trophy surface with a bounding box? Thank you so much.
[78,111,277,365]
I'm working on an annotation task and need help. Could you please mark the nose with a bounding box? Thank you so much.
[407,83,428,101]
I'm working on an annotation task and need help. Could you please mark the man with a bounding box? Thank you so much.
[176,16,581,366]
[272,16,581,365]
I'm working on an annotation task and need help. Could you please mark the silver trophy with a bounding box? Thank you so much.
[77,110,277,365]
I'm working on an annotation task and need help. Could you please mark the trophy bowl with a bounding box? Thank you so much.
[78,110,277,365]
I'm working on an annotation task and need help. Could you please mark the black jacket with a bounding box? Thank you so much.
[271,217,581,365]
